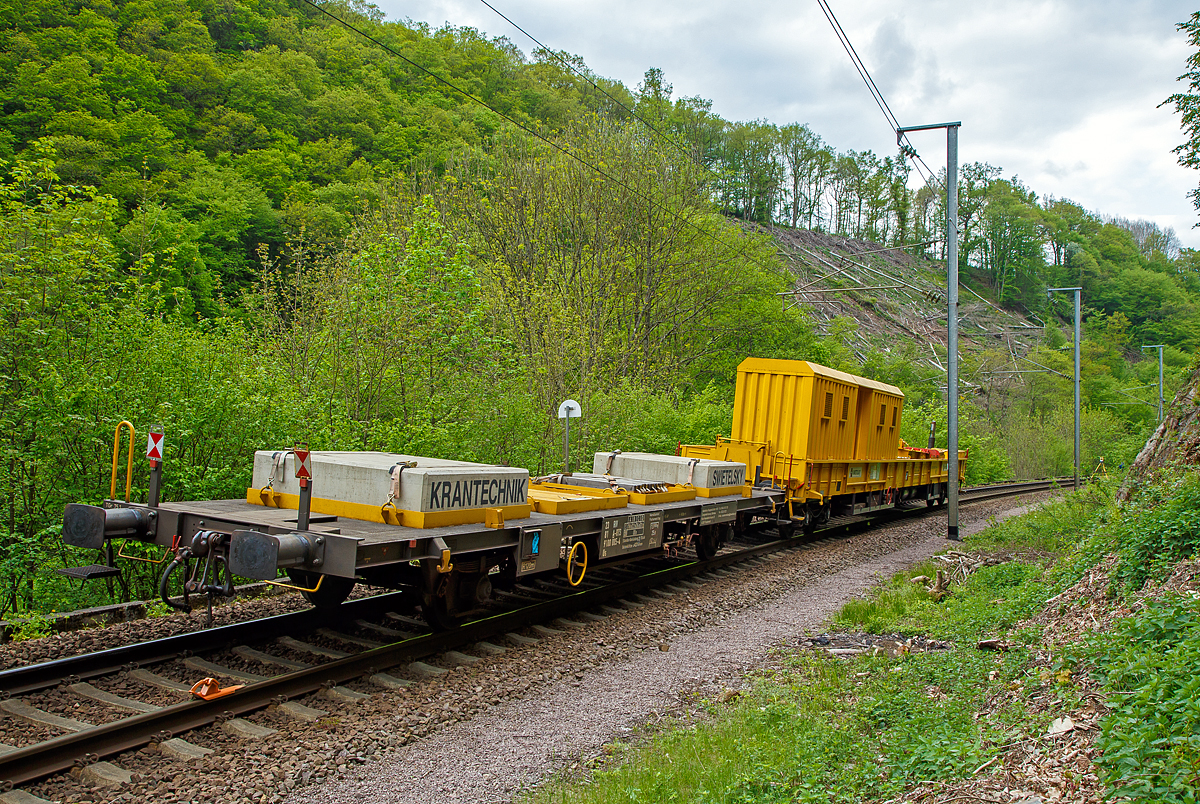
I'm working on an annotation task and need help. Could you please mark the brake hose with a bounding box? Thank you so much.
[158,548,193,613]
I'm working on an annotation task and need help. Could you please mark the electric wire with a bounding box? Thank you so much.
[482,0,944,264]
[474,0,700,166]
[815,0,897,130]
[304,0,952,305]
[815,0,945,195]
[293,0,783,274]
[483,0,939,249]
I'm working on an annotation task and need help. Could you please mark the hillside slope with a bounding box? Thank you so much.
[1119,364,1200,499]
[766,225,1044,383]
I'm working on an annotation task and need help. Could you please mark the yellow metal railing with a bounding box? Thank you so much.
[110,420,135,502]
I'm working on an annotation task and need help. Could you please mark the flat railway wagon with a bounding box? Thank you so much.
[60,358,965,627]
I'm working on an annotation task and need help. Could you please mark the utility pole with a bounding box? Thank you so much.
[898,121,961,540]
[1141,344,1165,423]
[1047,287,1082,490]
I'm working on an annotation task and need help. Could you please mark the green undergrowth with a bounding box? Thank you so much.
[1084,594,1200,802]
[533,473,1200,804]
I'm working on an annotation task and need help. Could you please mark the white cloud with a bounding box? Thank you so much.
[375,0,1200,243]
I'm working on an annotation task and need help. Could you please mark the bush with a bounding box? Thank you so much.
[1087,594,1200,802]
[1112,471,1200,591]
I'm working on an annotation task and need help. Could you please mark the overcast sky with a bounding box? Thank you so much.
[376,0,1200,246]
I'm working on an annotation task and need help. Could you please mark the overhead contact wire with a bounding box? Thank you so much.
[815,0,897,131]
[815,0,945,195]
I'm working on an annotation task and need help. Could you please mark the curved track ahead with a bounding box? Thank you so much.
[0,477,1066,789]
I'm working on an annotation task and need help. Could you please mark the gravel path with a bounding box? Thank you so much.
[287,498,1044,804]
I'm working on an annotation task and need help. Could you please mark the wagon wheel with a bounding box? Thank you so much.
[421,564,463,629]
[695,525,720,561]
[802,506,817,537]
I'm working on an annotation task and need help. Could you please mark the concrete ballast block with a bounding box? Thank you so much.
[367,672,410,690]
[406,661,448,677]
[277,635,349,659]
[322,686,370,703]
[251,451,529,513]
[442,651,480,666]
[128,668,191,693]
[593,452,746,489]
[68,682,159,713]
[0,700,92,732]
[275,701,327,722]
[222,718,277,740]
[233,645,311,670]
[0,790,59,804]
[183,657,267,683]
[157,738,213,761]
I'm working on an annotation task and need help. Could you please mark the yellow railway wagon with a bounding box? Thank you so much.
[683,358,966,530]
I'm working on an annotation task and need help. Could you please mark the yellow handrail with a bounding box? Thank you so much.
[110,420,135,502]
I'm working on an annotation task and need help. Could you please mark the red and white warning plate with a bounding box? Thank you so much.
[146,430,165,461]
[294,448,312,479]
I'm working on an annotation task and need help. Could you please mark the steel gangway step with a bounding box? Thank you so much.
[57,564,121,581]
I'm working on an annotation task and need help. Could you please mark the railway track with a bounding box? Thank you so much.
[0,478,1064,795]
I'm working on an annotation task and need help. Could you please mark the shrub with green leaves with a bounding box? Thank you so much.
[1112,471,1200,591]
[1087,594,1200,802]
[9,611,53,642]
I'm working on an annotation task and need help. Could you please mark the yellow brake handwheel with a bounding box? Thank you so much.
[567,541,587,587]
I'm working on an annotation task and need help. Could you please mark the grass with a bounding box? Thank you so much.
[530,488,1114,804]
[532,475,1200,804]
[833,560,937,634]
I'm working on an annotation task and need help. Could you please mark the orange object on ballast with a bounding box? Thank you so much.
[189,677,244,700]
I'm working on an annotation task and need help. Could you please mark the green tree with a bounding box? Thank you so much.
[1165,11,1200,213]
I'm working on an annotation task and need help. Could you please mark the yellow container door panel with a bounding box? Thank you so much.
[792,376,813,459]
[855,390,905,461]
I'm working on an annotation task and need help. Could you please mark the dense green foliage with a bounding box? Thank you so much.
[0,131,816,614]
[0,0,644,305]
[1088,595,1200,802]
[1168,11,1200,213]
[0,0,1189,617]
[1111,472,1200,591]
[3,0,1200,361]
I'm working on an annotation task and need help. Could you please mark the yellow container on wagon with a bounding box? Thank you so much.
[731,358,904,467]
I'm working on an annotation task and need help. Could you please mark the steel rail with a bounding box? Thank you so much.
[0,532,803,786]
[0,477,1063,787]
[0,592,408,696]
